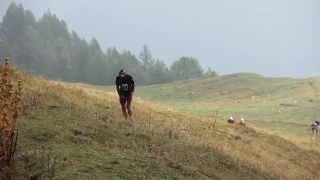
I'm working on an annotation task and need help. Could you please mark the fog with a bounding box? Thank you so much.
[1,0,318,77]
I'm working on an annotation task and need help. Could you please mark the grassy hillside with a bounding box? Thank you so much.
[9,71,320,179]
[136,73,320,144]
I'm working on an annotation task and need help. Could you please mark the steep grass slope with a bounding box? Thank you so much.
[137,73,320,143]
[12,72,320,179]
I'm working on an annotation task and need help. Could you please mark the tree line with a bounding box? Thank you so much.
[0,3,217,85]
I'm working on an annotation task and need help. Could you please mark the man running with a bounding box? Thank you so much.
[115,69,135,120]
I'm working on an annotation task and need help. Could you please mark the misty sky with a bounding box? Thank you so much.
[1,0,319,77]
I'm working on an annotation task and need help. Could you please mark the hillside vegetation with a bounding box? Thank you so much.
[7,70,320,179]
[137,73,320,144]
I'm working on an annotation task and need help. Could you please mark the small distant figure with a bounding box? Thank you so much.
[240,117,246,126]
[115,69,135,120]
[227,116,235,124]
[311,120,320,135]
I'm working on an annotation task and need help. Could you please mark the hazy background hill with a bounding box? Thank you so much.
[136,73,320,144]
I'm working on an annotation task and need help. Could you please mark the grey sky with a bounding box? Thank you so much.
[0,0,318,77]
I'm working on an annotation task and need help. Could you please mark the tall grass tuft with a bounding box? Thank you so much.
[0,57,22,177]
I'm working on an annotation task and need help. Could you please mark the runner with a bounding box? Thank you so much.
[115,69,135,120]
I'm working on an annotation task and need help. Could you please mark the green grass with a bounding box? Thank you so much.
[136,73,320,143]
[15,76,283,180]
[18,107,278,179]
[12,72,320,179]
[18,107,194,179]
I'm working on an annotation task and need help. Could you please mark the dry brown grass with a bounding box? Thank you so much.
[13,73,320,179]
[48,81,320,180]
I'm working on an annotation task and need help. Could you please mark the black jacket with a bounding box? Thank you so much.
[115,74,135,96]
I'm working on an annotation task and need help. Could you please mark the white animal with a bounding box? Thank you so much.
[240,118,246,126]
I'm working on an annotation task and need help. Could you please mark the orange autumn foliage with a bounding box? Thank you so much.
[0,57,22,171]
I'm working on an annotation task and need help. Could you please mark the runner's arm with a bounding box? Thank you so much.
[115,77,120,95]
[131,77,135,93]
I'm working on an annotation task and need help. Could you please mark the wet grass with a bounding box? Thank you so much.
[12,73,320,179]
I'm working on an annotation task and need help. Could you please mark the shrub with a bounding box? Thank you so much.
[0,57,22,177]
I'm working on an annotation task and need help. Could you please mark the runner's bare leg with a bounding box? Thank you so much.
[120,96,128,119]
[127,95,133,119]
